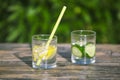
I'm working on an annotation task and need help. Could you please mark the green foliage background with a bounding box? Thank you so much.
[0,0,120,43]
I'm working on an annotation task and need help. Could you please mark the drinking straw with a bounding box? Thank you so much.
[36,6,67,66]
[46,6,67,48]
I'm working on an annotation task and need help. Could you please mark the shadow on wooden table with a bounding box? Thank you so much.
[13,44,72,68]
[57,45,71,62]
[14,51,32,68]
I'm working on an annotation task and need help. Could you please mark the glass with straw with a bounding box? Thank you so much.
[32,6,67,69]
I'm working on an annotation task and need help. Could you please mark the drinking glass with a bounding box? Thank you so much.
[32,34,57,69]
[71,30,96,64]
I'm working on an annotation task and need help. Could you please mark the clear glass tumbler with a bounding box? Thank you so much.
[71,30,96,64]
[32,34,57,69]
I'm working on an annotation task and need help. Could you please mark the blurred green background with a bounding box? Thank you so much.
[0,0,120,44]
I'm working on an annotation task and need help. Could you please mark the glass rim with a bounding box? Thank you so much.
[71,30,96,36]
[32,34,57,40]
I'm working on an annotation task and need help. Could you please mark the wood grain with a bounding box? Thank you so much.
[0,44,120,80]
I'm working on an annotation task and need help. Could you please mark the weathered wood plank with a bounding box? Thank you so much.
[0,44,120,80]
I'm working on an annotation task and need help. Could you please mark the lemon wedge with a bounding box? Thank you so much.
[32,45,56,66]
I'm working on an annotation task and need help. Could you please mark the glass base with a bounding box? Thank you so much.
[32,61,57,69]
[71,56,95,65]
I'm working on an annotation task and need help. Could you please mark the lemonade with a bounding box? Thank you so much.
[32,6,66,69]
[32,45,57,69]
[32,34,57,69]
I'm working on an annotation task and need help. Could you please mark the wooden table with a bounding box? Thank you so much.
[0,44,120,80]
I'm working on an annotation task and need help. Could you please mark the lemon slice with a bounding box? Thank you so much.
[33,45,56,66]
[38,46,56,60]
[45,46,56,60]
